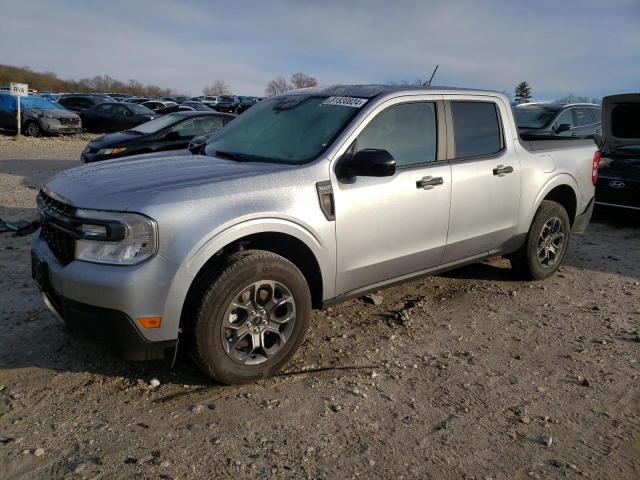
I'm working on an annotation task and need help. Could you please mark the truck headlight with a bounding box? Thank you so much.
[74,209,158,265]
[97,147,127,155]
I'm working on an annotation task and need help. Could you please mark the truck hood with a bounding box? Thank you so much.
[88,131,145,148]
[45,154,291,211]
[26,108,79,119]
[602,93,640,152]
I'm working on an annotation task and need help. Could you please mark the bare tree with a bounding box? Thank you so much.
[290,72,317,89]
[203,80,232,96]
[555,93,597,105]
[265,76,291,96]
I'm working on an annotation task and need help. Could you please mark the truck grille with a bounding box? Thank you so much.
[59,117,80,126]
[38,190,77,265]
[41,222,76,265]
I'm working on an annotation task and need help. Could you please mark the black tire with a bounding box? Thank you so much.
[510,200,571,280]
[189,250,311,384]
[25,121,41,137]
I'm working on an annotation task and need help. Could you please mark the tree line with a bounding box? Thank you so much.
[0,64,181,97]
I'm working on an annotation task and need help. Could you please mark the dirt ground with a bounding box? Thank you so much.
[0,134,638,480]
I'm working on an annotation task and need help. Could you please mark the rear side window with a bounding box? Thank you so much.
[590,108,602,123]
[451,102,502,158]
[356,102,437,166]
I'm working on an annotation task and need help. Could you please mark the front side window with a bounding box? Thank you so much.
[554,109,574,129]
[203,96,360,164]
[355,102,437,166]
[451,101,502,158]
[96,104,114,113]
[172,116,225,137]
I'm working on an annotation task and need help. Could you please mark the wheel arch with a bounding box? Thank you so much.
[529,174,579,227]
[178,224,328,336]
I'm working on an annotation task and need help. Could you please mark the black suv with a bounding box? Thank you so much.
[58,95,105,113]
[515,103,602,141]
[215,96,240,113]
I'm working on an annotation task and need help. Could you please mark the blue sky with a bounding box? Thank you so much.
[0,0,638,99]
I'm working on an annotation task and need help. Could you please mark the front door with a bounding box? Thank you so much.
[333,99,451,296]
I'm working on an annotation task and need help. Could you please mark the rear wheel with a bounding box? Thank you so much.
[189,250,311,384]
[510,200,571,280]
[25,121,41,137]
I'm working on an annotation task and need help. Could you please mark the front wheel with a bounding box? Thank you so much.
[510,200,571,280]
[25,121,42,137]
[189,250,311,384]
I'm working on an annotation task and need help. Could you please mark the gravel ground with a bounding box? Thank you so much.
[0,136,639,480]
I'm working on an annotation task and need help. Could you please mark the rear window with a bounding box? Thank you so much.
[611,104,640,138]
[514,106,556,129]
[451,102,502,158]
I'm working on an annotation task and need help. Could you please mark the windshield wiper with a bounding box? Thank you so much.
[122,129,144,135]
[214,150,254,162]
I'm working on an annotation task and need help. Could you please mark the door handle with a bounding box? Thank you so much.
[416,176,444,189]
[493,165,514,176]
[571,132,577,137]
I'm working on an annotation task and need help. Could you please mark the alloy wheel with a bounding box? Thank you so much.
[537,216,565,267]
[221,280,296,365]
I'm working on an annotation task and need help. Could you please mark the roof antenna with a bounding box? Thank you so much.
[424,65,439,86]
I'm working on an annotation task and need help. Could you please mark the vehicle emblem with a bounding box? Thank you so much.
[609,180,625,189]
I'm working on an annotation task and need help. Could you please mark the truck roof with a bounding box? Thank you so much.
[279,84,503,99]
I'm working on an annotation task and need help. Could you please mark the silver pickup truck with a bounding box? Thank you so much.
[32,85,598,384]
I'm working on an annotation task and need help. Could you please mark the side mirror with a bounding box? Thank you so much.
[554,123,571,133]
[164,130,180,141]
[337,149,396,178]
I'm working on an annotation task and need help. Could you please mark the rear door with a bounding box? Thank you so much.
[442,97,521,263]
[333,97,452,295]
[572,107,601,138]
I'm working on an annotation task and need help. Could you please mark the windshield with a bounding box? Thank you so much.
[130,113,183,133]
[219,96,235,102]
[203,95,361,164]
[128,103,155,115]
[515,106,557,129]
[18,95,66,110]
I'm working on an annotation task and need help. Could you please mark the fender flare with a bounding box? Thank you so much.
[527,173,580,226]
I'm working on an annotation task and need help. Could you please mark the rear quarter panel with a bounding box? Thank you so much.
[514,140,596,230]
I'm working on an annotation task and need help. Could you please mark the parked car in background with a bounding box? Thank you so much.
[106,93,129,101]
[33,85,596,383]
[174,96,192,103]
[181,101,214,111]
[200,96,219,108]
[141,100,177,111]
[215,95,240,113]
[155,104,196,115]
[595,93,640,211]
[121,97,151,104]
[515,103,602,141]
[79,102,157,133]
[236,96,258,113]
[40,92,61,103]
[0,92,82,136]
[58,94,105,112]
[81,111,233,162]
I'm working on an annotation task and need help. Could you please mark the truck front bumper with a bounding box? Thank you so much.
[31,235,191,360]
